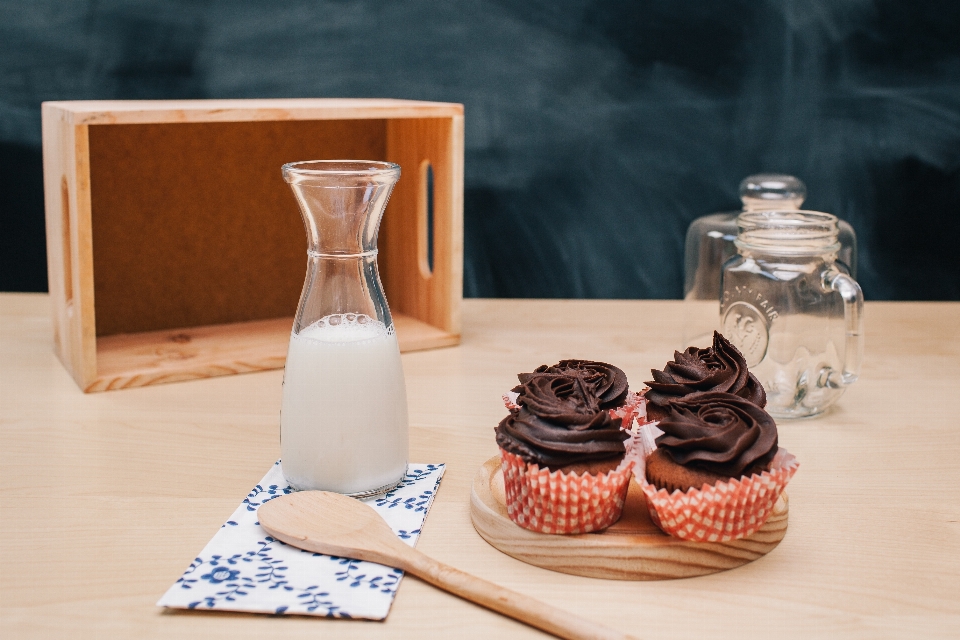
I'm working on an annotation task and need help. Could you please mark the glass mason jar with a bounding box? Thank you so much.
[279,160,409,496]
[682,174,857,346]
[720,210,864,419]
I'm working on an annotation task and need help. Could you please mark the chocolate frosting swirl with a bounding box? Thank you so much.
[515,360,629,409]
[655,391,778,477]
[497,373,628,468]
[645,331,766,411]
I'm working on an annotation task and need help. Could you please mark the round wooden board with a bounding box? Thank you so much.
[470,455,789,581]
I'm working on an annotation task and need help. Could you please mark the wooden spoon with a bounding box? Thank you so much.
[258,491,637,640]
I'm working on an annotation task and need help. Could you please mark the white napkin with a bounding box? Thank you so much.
[158,461,445,618]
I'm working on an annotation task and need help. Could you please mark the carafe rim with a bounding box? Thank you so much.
[282,160,401,184]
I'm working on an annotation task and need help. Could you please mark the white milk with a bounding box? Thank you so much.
[280,314,409,495]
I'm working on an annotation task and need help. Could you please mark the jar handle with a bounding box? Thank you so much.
[822,269,864,386]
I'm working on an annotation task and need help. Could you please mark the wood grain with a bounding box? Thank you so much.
[90,312,459,392]
[2,296,959,639]
[384,115,465,336]
[40,105,97,388]
[471,456,787,580]
[45,98,463,125]
[86,119,386,337]
[259,491,636,640]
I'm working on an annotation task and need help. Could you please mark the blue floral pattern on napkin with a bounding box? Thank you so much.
[158,461,444,619]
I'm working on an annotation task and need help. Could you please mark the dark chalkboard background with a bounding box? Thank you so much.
[3,0,959,299]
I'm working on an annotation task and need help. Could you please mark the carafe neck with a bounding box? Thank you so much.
[282,160,400,256]
[283,161,400,335]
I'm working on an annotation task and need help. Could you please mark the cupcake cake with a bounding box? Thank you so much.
[638,390,798,541]
[644,331,766,422]
[495,362,636,534]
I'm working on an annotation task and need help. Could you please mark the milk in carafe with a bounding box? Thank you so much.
[281,314,408,494]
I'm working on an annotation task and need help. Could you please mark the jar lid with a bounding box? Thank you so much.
[739,174,806,211]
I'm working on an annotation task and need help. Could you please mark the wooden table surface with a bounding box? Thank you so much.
[2,294,959,639]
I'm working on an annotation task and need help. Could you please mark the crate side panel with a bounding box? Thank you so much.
[74,124,99,382]
[446,114,465,337]
[384,118,462,335]
[41,106,98,387]
[41,105,71,364]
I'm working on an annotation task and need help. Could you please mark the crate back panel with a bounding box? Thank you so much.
[88,119,386,336]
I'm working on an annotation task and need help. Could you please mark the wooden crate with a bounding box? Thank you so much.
[41,99,464,392]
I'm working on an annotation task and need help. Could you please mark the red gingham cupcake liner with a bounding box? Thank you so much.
[499,448,634,534]
[639,446,799,542]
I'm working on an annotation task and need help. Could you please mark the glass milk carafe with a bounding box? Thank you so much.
[280,161,409,496]
[682,174,857,346]
[720,210,864,419]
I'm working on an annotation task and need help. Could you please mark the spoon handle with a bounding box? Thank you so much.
[396,546,637,640]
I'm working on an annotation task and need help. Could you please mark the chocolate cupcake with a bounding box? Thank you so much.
[496,369,634,534]
[636,391,799,542]
[645,331,766,422]
[644,391,778,493]
[498,373,629,472]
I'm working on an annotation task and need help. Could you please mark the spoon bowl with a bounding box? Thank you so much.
[259,490,402,565]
